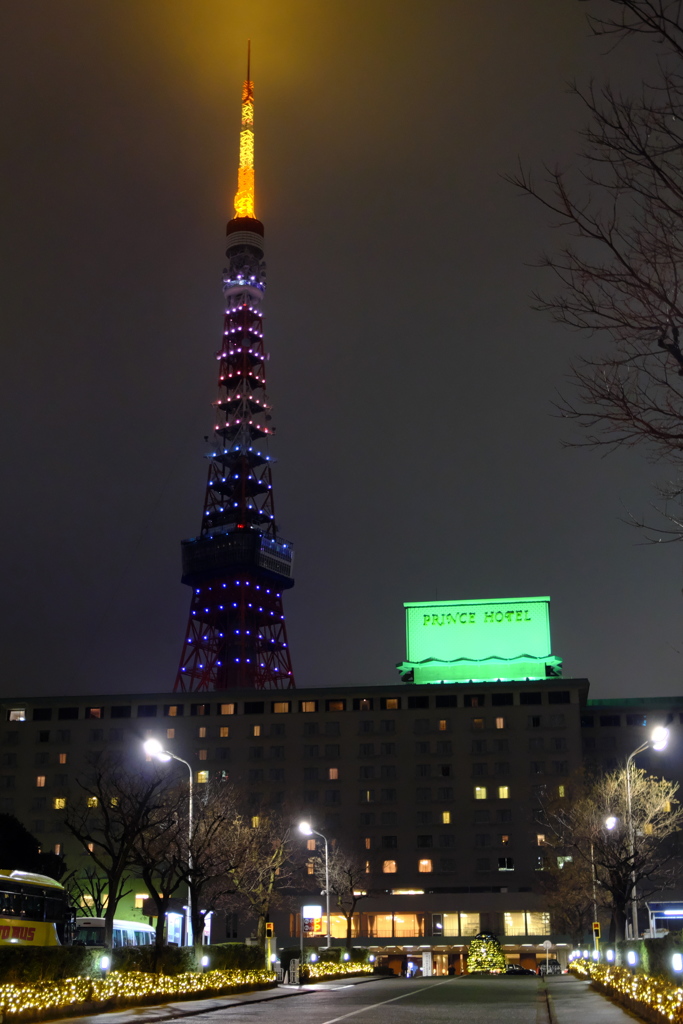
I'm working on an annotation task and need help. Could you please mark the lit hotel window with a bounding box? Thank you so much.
[306,860,315,875]
[219,727,229,738]
[135,893,148,909]
[219,704,236,716]
[307,839,316,851]
[273,702,290,714]
[382,860,397,874]
[558,785,566,798]
[58,753,67,765]
[328,768,339,780]
[498,786,510,799]
[167,729,175,739]
[536,834,546,846]
[365,860,371,873]
[197,771,209,784]
[53,797,66,810]
[442,811,451,824]
[198,750,208,761]
[438,720,448,731]
[365,837,372,849]
[198,727,207,738]
[87,797,98,808]
[35,776,46,788]
[418,859,433,873]
[53,844,61,856]
[495,717,505,730]
[251,816,260,828]
[300,701,317,713]
[253,725,261,737]
[474,787,487,800]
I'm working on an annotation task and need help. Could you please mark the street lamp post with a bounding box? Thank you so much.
[298,822,331,950]
[624,726,669,941]
[143,739,194,947]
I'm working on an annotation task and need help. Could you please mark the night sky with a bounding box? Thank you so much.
[1,1,680,700]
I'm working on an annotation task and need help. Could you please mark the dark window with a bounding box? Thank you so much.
[548,691,570,705]
[270,746,285,759]
[304,767,320,781]
[324,722,340,736]
[380,743,396,756]
[137,706,157,718]
[90,729,103,742]
[271,723,286,737]
[324,790,341,804]
[528,716,541,728]
[324,744,340,758]
[436,740,452,755]
[303,790,319,803]
[582,737,596,751]
[416,787,432,801]
[353,698,373,711]
[304,722,319,736]
[474,809,491,823]
[492,694,513,706]
[381,835,397,848]
[495,762,510,775]
[243,702,264,715]
[38,731,50,743]
[408,696,429,709]
[435,695,458,708]
[498,857,514,871]
[415,741,430,754]
[381,812,397,825]
[437,787,453,800]
[496,739,509,752]
[553,761,569,775]
[326,699,346,712]
[359,766,374,779]
[626,714,647,727]
[214,748,229,760]
[111,706,131,719]
[551,737,567,751]
[417,835,433,848]
[416,764,430,778]
[475,834,491,847]
[530,761,545,774]
[249,747,264,760]
[57,730,70,743]
[249,769,264,782]
[600,715,620,727]
[471,740,486,754]
[416,811,432,824]
[57,708,78,720]
[580,715,594,727]
[438,834,455,847]
[109,729,124,742]
[476,858,490,871]
[380,765,397,780]
[304,745,320,758]
[380,788,397,802]
[439,764,451,777]
[529,737,544,751]
[520,692,542,705]
[549,714,565,728]
[472,763,487,776]
[497,809,512,823]
[465,695,485,708]
[414,719,430,734]
[33,709,52,722]
[380,720,396,734]
[359,812,375,825]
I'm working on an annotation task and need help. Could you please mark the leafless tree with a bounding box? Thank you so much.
[541,765,683,939]
[62,867,112,918]
[511,0,683,535]
[131,785,188,951]
[310,844,377,950]
[64,752,169,947]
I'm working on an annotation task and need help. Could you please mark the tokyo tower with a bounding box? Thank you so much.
[174,50,295,691]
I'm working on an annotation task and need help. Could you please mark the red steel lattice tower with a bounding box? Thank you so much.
[174,54,295,691]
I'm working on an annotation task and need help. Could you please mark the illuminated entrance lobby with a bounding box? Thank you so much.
[397,596,562,684]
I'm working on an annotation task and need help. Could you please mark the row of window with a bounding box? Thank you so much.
[581,712,678,728]
[293,910,550,939]
[352,857,519,874]
[5,692,574,723]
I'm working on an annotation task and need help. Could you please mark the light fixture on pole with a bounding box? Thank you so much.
[625,725,670,940]
[298,821,331,950]
[143,738,194,947]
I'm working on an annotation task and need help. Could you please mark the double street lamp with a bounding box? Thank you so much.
[143,739,194,947]
[298,822,331,949]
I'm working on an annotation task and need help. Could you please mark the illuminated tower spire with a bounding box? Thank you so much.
[234,41,255,219]
[174,51,296,692]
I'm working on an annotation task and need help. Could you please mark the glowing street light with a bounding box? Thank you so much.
[298,822,331,950]
[625,726,670,940]
[143,739,194,947]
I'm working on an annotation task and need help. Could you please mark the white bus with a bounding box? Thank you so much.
[75,917,156,948]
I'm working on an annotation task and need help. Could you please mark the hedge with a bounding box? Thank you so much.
[0,942,262,983]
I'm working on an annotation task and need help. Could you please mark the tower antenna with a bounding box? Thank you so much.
[234,41,255,219]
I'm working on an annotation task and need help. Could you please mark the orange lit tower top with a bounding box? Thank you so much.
[174,50,296,691]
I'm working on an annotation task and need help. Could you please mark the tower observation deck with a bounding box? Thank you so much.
[174,53,295,691]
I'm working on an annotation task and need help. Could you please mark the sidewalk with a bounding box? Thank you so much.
[52,974,388,1024]
[545,974,642,1024]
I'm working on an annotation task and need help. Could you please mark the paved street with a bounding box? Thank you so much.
[59,973,639,1024]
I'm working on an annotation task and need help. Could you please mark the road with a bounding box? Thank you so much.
[171,977,542,1024]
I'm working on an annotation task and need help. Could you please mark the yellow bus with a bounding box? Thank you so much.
[0,870,73,945]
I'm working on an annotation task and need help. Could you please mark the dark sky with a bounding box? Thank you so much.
[0,1,680,700]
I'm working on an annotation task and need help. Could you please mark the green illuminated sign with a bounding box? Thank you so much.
[398,596,561,684]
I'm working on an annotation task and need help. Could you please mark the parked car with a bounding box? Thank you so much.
[505,964,536,976]
[539,958,562,976]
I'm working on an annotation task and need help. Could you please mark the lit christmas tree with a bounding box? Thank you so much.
[466,932,507,973]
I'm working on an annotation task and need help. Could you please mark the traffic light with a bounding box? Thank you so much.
[592,922,601,939]
[266,923,274,939]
